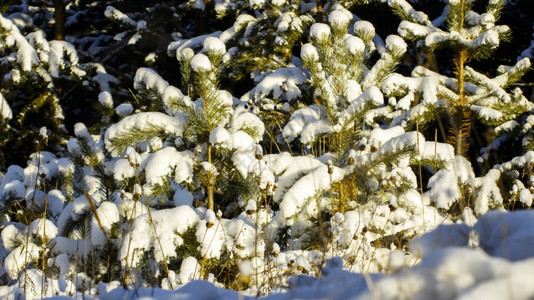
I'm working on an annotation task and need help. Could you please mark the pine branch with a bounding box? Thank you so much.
[106,124,170,157]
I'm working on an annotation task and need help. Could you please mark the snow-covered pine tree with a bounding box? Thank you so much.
[254,7,452,265]
[217,0,313,81]
[388,0,532,158]
[0,8,120,169]
[377,0,534,219]
[294,5,407,158]
[105,37,270,212]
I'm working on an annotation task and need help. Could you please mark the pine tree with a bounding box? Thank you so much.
[0,13,82,168]
[255,7,451,261]
[389,0,532,157]
[105,37,268,212]
[295,5,407,159]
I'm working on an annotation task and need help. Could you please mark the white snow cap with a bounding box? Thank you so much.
[30,218,58,241]
[209,127,232,147]
[386,35,407,53]
[354,20,375,37]
[328,7,352,27]
[1,92,13,120]
[344,36,365,55]
[301,43,319,61]
[310,23,331,40]
[203,36,226,54]
[115,103,134,117]
[178,47,195,61]
[190,53,212,72]
[92,202,120,245]
[98,91,113,109]
[105,112,185,157]
[178,256,201,284]
[134,67,169,96]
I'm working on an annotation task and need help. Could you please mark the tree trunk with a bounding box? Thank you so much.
[207,144,214,211]
[450,48,471,156]
[52,0,69,40]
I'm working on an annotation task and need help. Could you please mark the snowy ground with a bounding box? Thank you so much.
[0,210,530,300]
[95,210,534,300]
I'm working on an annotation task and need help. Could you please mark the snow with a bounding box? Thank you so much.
[91,201,119,246]
[4,209,534,300]
[98,91,113,109]
[519,189,533,206]
[343,36,365,55]
[104,6,137,26]
[0,92,12,120]
[277,164,346,222]
[105,112,185,157]
[229,109,265,142]
[174,186,194,207]
[115,103,134,116]
[250,67,307,101]
[309,23,331,40]
[168,32,221,59]
[92,65,120,93]
[7,12,32,28]
[471,105,503,121]
[196,210,225,259]
[177,256,201,284]
[134,68,169,96]
[299,119,332,144]
[275,12,304,34]
[203,36,226,54]
[250,0,266,8]
[474,210,534,261]
[0,179,25,200]
[210,127,232,148]
[385,35,407,53]
[190,53,212,72]
[30,218,58,241]
[420,141,455,163]
[300,43,319,61]
[39,208,534,299]
[428,156,476,210]
[0,14,39,71]
[425,29,501,50]
[387,0,431,25]
[353,20,375,38]
[282,105,324,142]
[370,131,425,166]
[5,242,39,279]
[368,126,405,149]
[338,86,384,125]
[328,8,352,27]
[144,147,194,186]
[48,40,85,78]
[47,190,66,217]
[120,205,200,266]
[178,47,195,61]
[474,169,502,215]
[398,20,433,38]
